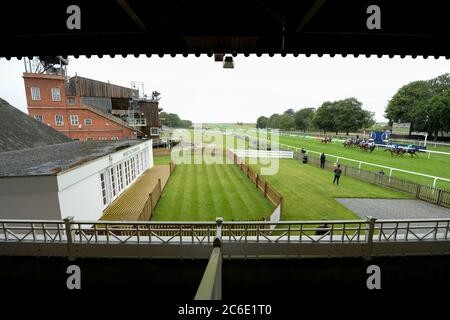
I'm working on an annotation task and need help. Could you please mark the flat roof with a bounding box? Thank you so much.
[0,140,144,177]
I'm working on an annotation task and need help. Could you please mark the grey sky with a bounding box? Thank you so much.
[0,55,448,123]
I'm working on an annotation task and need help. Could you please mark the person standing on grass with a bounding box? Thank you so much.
[333,164,342,185]
[320,152,326,168]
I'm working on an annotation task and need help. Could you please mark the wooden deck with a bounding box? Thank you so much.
[100,165,170,221]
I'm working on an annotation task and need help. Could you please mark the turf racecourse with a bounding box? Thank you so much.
[151,162,274,221]
[250,158,412,221]
[241,131,450,189]
[151,154,411,221]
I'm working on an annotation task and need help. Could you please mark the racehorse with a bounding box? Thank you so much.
[364,144,376,153]
[359,141,376,153]
[405,148,419,158]
[343,139,353,148]
[321,137,332,144]
[384,146,406,156]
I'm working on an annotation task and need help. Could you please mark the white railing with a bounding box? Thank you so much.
[235,133,450,188]
[277,131,450,157]
[232,149,293,159]
[1,217,450,259]
[127,118,147,126]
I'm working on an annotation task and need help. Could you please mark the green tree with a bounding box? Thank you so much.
[334,98,375,135]
[284,108,295,116]
[160,112,192,128]
[294,108,315,131]
[427,89,450,140]
[312,102,337,133]
[268,113,282,128]
[385,73,450,139]
[384,81,432,134]
[256,116,269,128]
[179,119,193,128]
[279,114,295,130]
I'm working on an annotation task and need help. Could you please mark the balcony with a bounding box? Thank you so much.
[127,118,147,126]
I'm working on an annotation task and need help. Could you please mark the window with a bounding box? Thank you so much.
[70,115,79,125]
[67,97,76,105]
[34,115,43,122]
[51,88,61,101]
[124,160,130,186]
[100,173,107,206]
[117,163,124,191]
[87,137,93,141]
[136,155,140,175]
[31,87,41,100]
[150,127,159,136]
[131,158,136,180]
[143,149,148,168]
[109,168,117,198]
[55,115,64,126]
[84,119,93,125]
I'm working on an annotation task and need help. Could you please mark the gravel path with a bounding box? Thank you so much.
[336,198,450,220]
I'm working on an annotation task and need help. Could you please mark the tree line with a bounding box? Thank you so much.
[160,112,192,128]
[256,97,375,135]
[385,73,450,139]
[256,72,450,139]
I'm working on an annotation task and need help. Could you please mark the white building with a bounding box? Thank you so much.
[0,140,153,220]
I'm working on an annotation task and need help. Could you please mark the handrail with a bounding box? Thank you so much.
[2,218,450,226]
[1,217,450,262]
[194,247,222,300]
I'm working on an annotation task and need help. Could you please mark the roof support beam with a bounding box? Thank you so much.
[296,0,327,32]
[115,0,148,32]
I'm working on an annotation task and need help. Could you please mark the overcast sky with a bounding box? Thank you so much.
[0,55,448,123]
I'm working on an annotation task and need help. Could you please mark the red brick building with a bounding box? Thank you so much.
[23,73,161,141]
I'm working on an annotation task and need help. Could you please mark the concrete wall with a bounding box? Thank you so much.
[0,176,61,220]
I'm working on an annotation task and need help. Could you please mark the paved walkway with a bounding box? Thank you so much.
[337,198,450,220]
[100,165,170,221]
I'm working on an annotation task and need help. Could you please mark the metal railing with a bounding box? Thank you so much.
[2,216,449,300]
[194,218,222,300]
[295,151,450,208]
[1,217,450,260]
[127,118,147,126]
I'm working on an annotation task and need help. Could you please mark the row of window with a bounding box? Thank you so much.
[31,87,62,102]
[100,149,150,207]
[73,137,119,141]
[30,86,78,105]
[34,114,92,126]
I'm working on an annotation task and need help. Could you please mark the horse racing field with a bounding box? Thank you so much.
[246,132,450,189]
[151,154,413,221]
